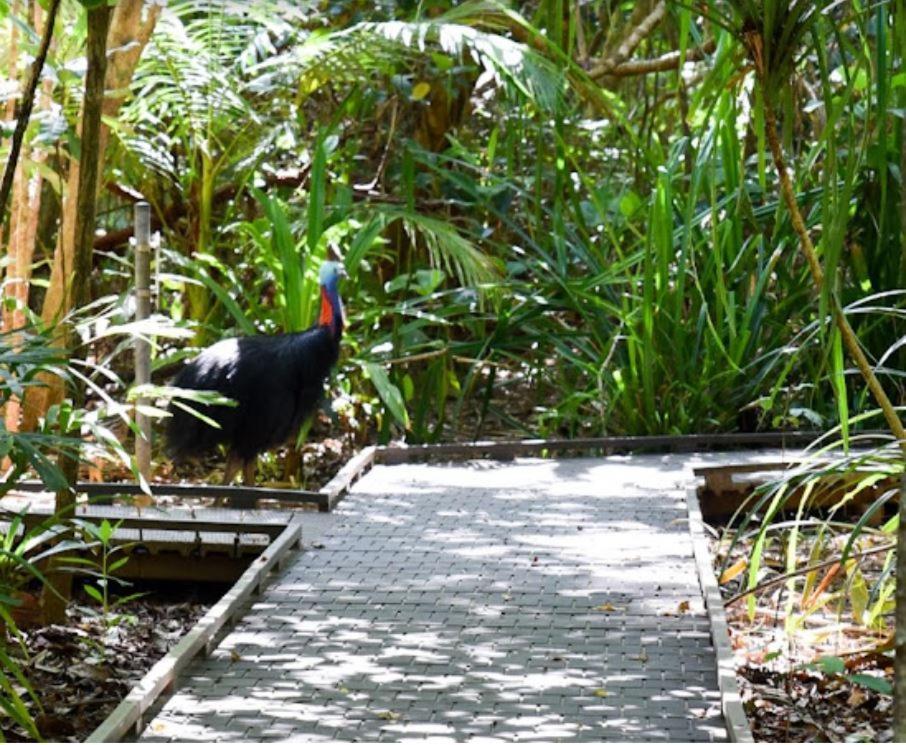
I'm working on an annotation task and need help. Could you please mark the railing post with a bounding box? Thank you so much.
[134,202,152,484]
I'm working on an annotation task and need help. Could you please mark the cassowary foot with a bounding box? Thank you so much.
[222,453,257,509]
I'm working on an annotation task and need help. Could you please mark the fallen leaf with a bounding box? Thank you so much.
[593,688,609,698]
[377,710,401,721]
[847,687,868,707]
[719,558,748,584]
[69,662,109,682]
[677,600,691,614]
[595,602,622,613]
[230,649,242,662]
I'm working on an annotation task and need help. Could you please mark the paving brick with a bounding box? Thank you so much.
[138,456,735,742]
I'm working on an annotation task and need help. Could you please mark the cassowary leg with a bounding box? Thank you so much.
[228,457,258,509]
[242,459,256,485]
[223,451,242,485]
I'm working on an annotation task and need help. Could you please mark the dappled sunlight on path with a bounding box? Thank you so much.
[140,455,739,742]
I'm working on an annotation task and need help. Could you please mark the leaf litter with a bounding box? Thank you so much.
[712,532,893,742]
[3,588,210,742]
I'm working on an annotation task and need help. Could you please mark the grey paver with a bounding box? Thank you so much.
[137,453,763,742]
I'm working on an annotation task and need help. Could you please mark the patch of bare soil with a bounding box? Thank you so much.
[4,587,213,742]
[712,534,894,742]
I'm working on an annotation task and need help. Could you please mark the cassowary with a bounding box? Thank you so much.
[166,261,345,484]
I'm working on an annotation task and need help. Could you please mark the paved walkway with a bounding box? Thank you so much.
[139,454,759,742]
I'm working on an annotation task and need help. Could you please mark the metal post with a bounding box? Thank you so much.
[134,202,152,484]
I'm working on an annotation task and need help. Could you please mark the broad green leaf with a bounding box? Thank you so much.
[363,362,410,429]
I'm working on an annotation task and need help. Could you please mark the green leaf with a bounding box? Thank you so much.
[846,674,892,695]
[83,585,104,603]
[108,556,130,573]
[402,374,415,402]
[619,191,642,218]
[98,519,115,544]
[363,362,409,429]
[814,656,845,675]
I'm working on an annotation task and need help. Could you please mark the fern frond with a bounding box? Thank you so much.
[248,4,564,112]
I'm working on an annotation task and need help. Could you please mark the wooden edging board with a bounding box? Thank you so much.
[86,515,303,743]
[319,445,376,510]
[685,486,754,743]
[13,504,291,539]
[14,480,328,510]
[15,446,379,513]
[11,433,844,514]
[372,431,827,465]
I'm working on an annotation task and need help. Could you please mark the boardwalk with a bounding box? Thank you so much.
[140,455,738,742]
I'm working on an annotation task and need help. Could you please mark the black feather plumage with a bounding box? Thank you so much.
[166,327,340,464]
[166,261,345,476]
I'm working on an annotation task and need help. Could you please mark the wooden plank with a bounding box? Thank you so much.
[693,462,796,477]
[373,432,831,464]
[13,480,323,503]
[319,445,376,511]
[694,462,797,497]
[86,515,303,743]
[17,505,291,539]
[18,503,293,524]
[116,554,248,584]
[686,487,754,743]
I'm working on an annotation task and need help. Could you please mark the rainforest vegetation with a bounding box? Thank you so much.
[0,0,904,740]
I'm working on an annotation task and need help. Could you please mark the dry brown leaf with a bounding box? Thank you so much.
[719,558,748,584]
[847,688,868,708]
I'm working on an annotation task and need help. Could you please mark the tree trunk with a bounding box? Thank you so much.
[42,1,112,626]
[894,83,906,743]
[898,470,906,741]
[0,0,61,229]
[3,0,20,123]
[21,0,161,430]
[762,102,906,451]
[1,2,57,453]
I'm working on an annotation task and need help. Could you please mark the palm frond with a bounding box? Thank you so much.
[361,206,498,292]
[248,3,565,112]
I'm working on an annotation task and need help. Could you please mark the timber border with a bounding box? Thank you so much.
[71,437,807,742]
[13,430,830,512]
[686,486,754,743]
[13,444,379,512]
[85,514,303,743]
[19,434,850,740]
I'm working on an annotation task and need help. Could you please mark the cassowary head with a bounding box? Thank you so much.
[319,261,345,338]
